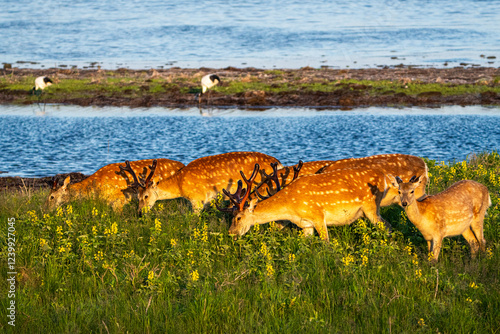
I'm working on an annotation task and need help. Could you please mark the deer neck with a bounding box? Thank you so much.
[156,173,183,200]
[404,199,424,226]
[251,197,295,225]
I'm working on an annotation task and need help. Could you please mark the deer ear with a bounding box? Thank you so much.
[247,198,259,213]
[409,175,421,184]
[386,174,398,187]
[63,176,71,187]
[395,176,404,184]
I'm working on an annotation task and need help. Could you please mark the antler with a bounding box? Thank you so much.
[292,160,303,182]
[144,159,158,188]
[51,176,58,190]
[219,163,260,212]
[119,160,142,188]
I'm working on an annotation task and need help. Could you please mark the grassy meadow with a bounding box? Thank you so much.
[1,152,500,333]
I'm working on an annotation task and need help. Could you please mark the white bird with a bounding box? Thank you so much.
[198,74,221,103]
[34,76,53,90]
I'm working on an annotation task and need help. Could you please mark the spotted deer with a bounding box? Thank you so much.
[124,152,282,214]
[228,164,400,241]
[319,154,429,206]
[396,176,490,262]
[46,158,185,211]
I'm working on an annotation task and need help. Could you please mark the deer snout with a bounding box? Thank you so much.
[401,201,408,207]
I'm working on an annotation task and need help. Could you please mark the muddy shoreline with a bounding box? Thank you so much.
[2,66,500,108]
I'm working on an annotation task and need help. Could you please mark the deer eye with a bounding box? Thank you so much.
[398,191,401,194]
[50,196,54,200]
[145,195,149,199]
[236,217,241,221]
[411,190,414,194]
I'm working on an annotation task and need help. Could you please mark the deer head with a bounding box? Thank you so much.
[396,175,422,207]
[46,176,71,210]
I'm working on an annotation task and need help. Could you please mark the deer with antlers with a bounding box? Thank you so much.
[46,158,185,211]
[122,151,282,214]
[396,176,490,262]
[227,163,400,241]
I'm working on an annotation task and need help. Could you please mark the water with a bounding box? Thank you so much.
[1,0,499,69]
[1,105,499,177]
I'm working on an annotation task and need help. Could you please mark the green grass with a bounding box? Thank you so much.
[1,152,500,333]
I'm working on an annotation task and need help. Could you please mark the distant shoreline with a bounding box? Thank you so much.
[1,66,500,108]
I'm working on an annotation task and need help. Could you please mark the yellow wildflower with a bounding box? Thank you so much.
[191,270,199,282]
[94,251,104,261]
[56,226,63,239]
[361,254,368,267]
[469,282,479,289]
[92,225,98,236]
[362,233,370,245]
[56,207,64,217]
[148,270,155,281]
[418,318,426,327]
[341,254,355,267]
[170,239,178,247]
[154,218,162,233]
[66,220,73,229]
[427,252,434,262]
[253,224,260,232]
[158,203,164,211]
[266,263,274,277]
[66,205,73,215]
[58,246,66,253]
[27,210,38,222]
[39,238,47,248]
[288,254,296,263]
[415,269,422,279]
[486,248,493,259]
[92,207,98,216]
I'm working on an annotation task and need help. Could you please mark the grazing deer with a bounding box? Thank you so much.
[396,176,490,262]
[46,158,185,211]
[124,152,282,214]
[228,164,400,241]
[319,154,428,206]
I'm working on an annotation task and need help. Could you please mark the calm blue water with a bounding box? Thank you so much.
[1,0,499,69]
[0,105,499,177]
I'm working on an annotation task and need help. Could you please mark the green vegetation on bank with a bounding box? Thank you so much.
[1,152,500,333]
[1,73,500,104]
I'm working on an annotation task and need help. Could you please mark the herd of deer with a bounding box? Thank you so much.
[46,151,491,262]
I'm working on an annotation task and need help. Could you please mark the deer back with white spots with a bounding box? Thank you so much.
[319,153,428,206]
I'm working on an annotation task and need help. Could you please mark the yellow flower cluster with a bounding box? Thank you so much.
[265,263,274,277]
[92,207,99,216]
[92,225,98,236]
[39,238,47,248]
[361,254,369,267]
[94,250,104,261]
[27,210,38,222]
[191,270,199,282]
[415,269,422,279]
[148,270,155,281]
[154,218,162,233]
[341,254,355,267]
[288,253,296,263]
[104,222,118,237]
[170,239,178,247]
[260,243,272,261]
[66,205,73,215]
[56,226,63,239]
[56,207,64,217]
[418,318,426,327]
[66,220,73,229]
[469,282,479,289]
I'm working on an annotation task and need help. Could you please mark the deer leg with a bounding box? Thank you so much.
[430,238,442,262]
[363,205,392,233]
[462,228,480,258]
[470,216,486,252]
[313,219,329,242]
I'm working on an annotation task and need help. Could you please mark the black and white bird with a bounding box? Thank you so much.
[34,76,53,90]
[198,74,221,103]
[31,76,53,96]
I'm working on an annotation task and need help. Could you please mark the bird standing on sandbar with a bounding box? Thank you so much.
[198,74,221,103]
[31,76,53,96]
